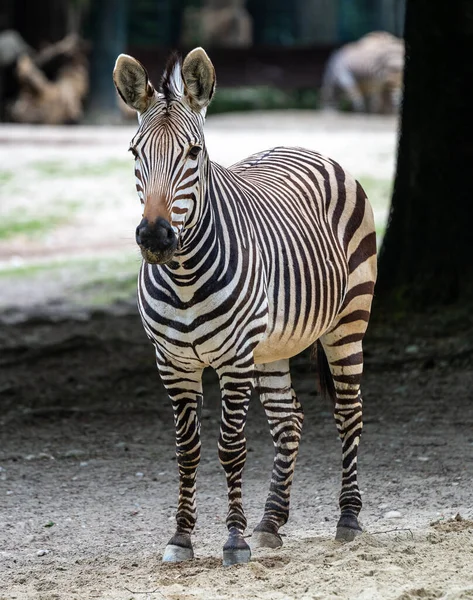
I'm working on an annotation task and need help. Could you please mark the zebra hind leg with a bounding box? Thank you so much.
[157,359,204,562]
[318,328,366,542]
[252,360,304,550]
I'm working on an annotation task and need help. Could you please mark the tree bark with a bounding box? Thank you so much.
[377,0,473,309]
[87,0,128,121]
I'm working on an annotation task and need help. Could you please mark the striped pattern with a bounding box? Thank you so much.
[124,53,377,558]
[321,31,404,114]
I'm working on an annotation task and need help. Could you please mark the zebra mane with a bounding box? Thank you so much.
[161,52,184,105]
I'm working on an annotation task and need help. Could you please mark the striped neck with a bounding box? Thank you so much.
[158,160,229,281]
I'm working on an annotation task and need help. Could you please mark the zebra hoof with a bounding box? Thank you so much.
[223,547,251,566]
[335,514,362,542]
[335,526,362,542]
[223,532,251,566]
[162,544,194,563]
[251,530,283,549]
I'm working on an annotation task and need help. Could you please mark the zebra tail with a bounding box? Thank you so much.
[315,340,336,404]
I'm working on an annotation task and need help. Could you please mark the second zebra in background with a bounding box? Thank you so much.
[321,31,404,114]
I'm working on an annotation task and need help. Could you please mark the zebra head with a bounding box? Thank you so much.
[113,48,216,265]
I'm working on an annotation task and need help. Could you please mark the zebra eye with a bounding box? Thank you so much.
[188,145,202,160]
[129,146,138,159]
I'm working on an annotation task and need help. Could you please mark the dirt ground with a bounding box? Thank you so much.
[1,308,473,600]
[1,115,473,600]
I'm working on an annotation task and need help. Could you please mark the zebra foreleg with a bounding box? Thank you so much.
[320,332,365,541]
[158,359,204,562]
[252,360,304,549]
[217,364,253,566]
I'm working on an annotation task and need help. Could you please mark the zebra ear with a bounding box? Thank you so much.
[181,47,216,112]
[113,54,155,113]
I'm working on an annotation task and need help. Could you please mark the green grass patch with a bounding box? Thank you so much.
[79,275,138,305]
[357,175,393,211]
[0,252,141,309]
[356,176,392,247]
[375,224,386,244]
[0,214,66,241]
[75,260,140,301]
[1,200,82,242]
[0,259,78,278]
[0,169,14,184]
[32,158,131,178]
[0,252,140,278]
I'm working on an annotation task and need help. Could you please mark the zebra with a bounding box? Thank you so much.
[321,31,404,114]
[113,48,377,566]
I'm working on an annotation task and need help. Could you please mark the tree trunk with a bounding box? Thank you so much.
[87,0,128,122]
[377,1,473,309]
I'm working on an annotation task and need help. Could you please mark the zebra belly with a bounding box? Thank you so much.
[252,307,338,364]
[253,251,348,364]
[253,330,319,364]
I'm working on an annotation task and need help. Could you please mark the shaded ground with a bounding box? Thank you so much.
[1,307,473,600]
[1,116,473,599]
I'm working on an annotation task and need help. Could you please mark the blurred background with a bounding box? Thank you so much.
[0,0,405,120]
[0,0,405,317]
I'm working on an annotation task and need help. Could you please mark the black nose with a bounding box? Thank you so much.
[135,217,177,254]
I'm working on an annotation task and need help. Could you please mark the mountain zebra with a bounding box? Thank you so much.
[113,48,377,565]
[321,31,404,114]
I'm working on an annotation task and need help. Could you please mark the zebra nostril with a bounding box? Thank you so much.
[136,217,149,245]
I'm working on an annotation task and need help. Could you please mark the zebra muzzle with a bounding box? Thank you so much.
[136,217,178,264]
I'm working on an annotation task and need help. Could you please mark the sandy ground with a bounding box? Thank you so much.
[1,310,473,600]
[1,114,473,600]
